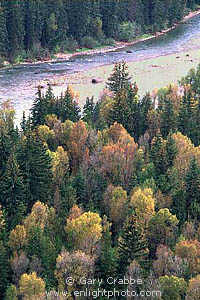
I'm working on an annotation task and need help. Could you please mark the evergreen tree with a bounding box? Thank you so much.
[72,171,87,207]
[95,220,117,290]
[68,0,93,42]
[108,82,140,140]
[185,157,200,219]
[150,134,167,177]
[84,165,107,212]
[0,240,10,299]
[178,92,190,136]
[23,0,42,51]
[165,133,177,169]
[41,0,68,50]
[139,92,153,137]
[0,1,7,56]
[26,225,57,288]
[0,151,26,230]
[82,96,95,126]
[57,87,81,122]
[127,0,145,28]
[31,86,55,128]
[100,0,119,37]
[0,131,12,177]
[4,0,25,58]
[151,0,166,31]
[172,189,187,225]
[106,61,132,94]
[160,96,176,138]
[58,175,77,223]
[117,216,148,277]
[17,134,53,211]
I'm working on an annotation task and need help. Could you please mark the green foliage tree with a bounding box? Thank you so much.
[160,275,187,300]
[5,284,18,300]
[148,208,179,256]
[117,21,140,42]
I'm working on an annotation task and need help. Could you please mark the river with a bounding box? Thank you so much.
[1,13,200,124]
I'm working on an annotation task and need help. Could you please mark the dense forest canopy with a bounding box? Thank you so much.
[0,0,200,61]
[1,0,200,299]
[1,60,200,299]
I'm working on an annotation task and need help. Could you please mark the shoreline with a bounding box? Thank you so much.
[55,8,200,62]
[1,8,200,69]
[51,47,200,108]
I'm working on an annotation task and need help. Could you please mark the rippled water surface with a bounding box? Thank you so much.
[1,14,200,123]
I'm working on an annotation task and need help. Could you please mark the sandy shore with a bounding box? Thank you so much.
[38,8,200,107]
[48,47,200,108]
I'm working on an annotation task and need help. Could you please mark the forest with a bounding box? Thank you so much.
[0,0,200,62]
[1,60,200,299]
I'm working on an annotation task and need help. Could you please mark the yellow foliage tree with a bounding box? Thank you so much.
[61,119,74,148]
[172,132,200,181]
[51,146,69,186]
[19,272,45,300]
[45,114,59,129]
[38,124,55,143]
[65,211,102,254]
[8,225,27,251]
[130,187,155,228]
[186,274,200,300]
[103,184,127,231]
[24,201,49,232]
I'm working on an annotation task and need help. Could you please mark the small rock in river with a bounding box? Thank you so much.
[92,79,98,84]
[3,61,10,66]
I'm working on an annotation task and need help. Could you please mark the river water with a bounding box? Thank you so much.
[1,13,200,124]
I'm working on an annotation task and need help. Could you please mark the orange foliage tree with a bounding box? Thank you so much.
[99,122,138,187]
[68,120,89,173]
[175,239,200,274]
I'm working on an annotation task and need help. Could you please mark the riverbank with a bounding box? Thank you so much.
[1,8,200,70]
[55,8,200,62]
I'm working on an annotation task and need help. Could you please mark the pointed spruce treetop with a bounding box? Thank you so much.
[106,61,132,94]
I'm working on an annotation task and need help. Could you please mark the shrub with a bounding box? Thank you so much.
[60,37,78,52]
[117,21,141,42]
[81,36,98,49]
[100,37,115,46]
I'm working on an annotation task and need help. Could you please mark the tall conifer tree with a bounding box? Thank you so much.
[117,216,148,277]
[0,151,26,229]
